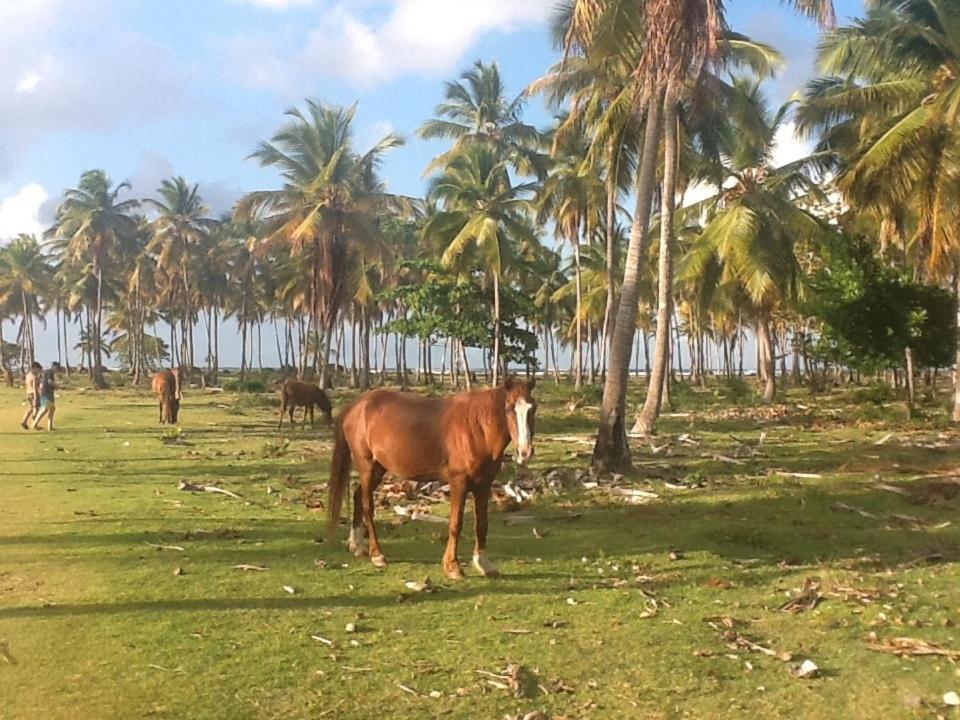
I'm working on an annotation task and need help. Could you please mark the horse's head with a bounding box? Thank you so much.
[503,377,537,465]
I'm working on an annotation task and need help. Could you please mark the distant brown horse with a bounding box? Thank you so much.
[152,369,182,424]
[327,378,536,579]
[278,378,332,429]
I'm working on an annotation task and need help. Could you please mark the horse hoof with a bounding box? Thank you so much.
[444,564,465,581]
[472,554,500,578]
[370,554,387,569]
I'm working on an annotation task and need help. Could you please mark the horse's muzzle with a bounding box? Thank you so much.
[516,445,534,465]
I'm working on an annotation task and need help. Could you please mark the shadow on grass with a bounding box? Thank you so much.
[3,484,956,571]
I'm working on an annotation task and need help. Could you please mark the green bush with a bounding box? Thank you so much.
[223,378,268,393]
[853,381,895,406]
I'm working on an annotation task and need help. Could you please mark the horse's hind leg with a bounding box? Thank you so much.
[442,479,468,580]
[471,479,499,577]
[348,486,368,557]
[358,462,387,568]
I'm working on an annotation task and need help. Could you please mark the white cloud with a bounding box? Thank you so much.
[0,183,49,240]
[229,0,315,8]
[771,121,813,168]
[0,0,187,181]
[15,71,42,93]
[224,0,554,91]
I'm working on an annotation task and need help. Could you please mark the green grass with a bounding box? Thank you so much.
[1,377,959,719]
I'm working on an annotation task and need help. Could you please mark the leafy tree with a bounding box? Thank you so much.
[424,143,536,385]
[809,234,956,413]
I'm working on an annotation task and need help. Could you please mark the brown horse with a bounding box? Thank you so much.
[327,378,536,579]
[152,369,182,424]
[278,378,333,429]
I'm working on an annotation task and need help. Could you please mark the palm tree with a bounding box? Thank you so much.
[146,177,214,374]
[677,83,828,408]
[537,117,605,387]
[237,100,406,387]
[425,143,536,385]
[52,170,139,387]
[797,0,960,419]
[561,0,835,467]
[0,235,51,371]
[419,60,546,177]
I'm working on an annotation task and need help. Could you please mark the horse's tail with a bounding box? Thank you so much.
[326,414,352,542]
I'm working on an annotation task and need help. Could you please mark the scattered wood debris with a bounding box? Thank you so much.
[404,578,434,593]
[475,663,538,698]
[867,637,960,659]
[705,618,793,662]
[608,487,659,504]
[177,480,241,499]
[831,502,876,519]
[790,659,820,679]
[779,577,823,614]
[144,542,184,552]
[233,564,268,572]
[0,641,17,665]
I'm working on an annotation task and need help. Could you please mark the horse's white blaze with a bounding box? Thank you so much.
[514,397,532,463]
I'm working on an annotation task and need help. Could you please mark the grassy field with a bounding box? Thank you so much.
[1,375,959,719]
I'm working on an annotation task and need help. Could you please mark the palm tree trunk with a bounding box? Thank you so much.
[212,307,219,384]
[0,320,12,387]
[593,91,664,470]
[601,140,621,383]
[757,314,776,404]
[240,320,248,381]
[21,290,34,367]
[905,345,916,418]
[573,236,583,388]
[62,312,71,376]
[633,88,679,437]
[953,272,960,422]
[492,272,502,387]
[458,339,473,390]
[92,267,106,388]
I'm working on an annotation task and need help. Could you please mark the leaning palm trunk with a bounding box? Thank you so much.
[592,93,664,470]
[633,89,680,437]
[756,314,776,404]
[953,274,960,422]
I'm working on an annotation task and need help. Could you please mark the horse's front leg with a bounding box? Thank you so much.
[442,479,468,580]
[471,479,499,577]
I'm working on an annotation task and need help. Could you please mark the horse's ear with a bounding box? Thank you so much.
[528,378,536,391]
[503,376,516,391]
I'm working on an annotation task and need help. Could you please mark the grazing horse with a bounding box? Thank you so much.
[327,378,536,580]
[278,378,333,429]
[152,369,182,424]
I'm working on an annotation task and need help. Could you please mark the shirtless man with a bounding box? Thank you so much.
[20,361,42,430]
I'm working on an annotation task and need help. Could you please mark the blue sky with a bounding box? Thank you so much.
[0,0,865,366]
